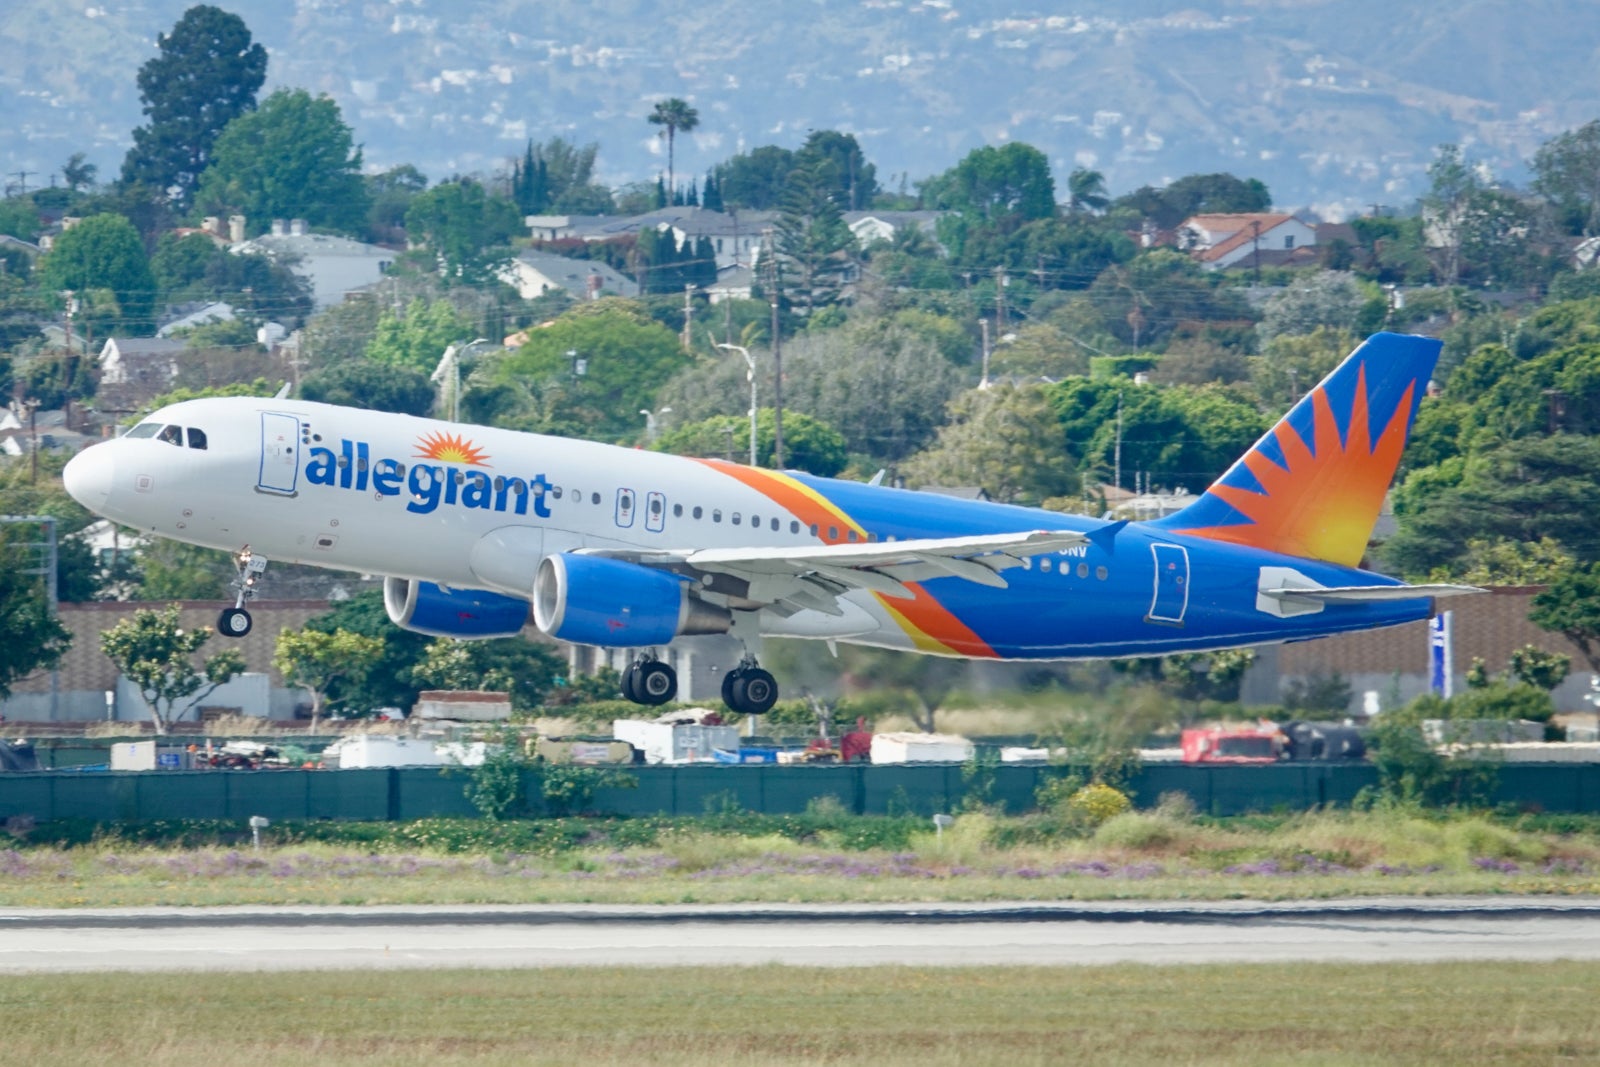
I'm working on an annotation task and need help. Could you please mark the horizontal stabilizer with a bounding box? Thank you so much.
[1261,583,1482,604]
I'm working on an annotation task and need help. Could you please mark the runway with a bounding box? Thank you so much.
[4,897,1600,972]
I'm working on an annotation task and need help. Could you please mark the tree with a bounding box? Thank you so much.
[0,525,72,700]
[903,385,1079,505]
[193,88,368,236]
[300,361,436,416]
[99,604,245,734]
[647,97,699,197]
[410,637,567,715]
[119,5,268,205]
[479,301,689,442]
[366,164,428,244]
[35,213,157,336]
[715,145,796,209]
[273,627,385,730]
[0,197,42,242]
[926,142,1056,231]
[1533,120,1600,236]
[1256,271,1382,343]
[795,130,879,211]
[652,409,849,475]
[1422,143,1484,286]
[773,162,857,316]
[365,298,472,374]
[304,591,431,713]
[1530,562,1600,676]
[404,179,522,284]
[1066,167,1109,214]
[60,153,97,193]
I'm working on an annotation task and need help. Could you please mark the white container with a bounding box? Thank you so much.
[110,740,156,771]
[324,735,450,769]
[869,732,975,764]
[613,719,741,764]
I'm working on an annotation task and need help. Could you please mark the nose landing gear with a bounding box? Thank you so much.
[217,547,267,638]
[621,656,677,706]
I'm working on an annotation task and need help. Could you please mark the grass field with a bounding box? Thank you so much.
[0,961,1596,1065]
[4,809,1600,907]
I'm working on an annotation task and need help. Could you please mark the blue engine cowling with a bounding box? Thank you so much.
[383,577,531,639]
[533,554,730,647]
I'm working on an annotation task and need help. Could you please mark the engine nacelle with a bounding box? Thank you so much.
[383,577,531,639]
[533,554,731,647]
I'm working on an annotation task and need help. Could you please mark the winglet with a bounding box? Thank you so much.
[1087,519,1127,553]
[274,382,292,399]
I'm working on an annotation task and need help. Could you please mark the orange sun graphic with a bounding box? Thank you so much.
[414,431,491,467]
[1176,364,1415,568]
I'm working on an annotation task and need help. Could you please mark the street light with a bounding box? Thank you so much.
[716,343,758,467]
[430,337,493,423]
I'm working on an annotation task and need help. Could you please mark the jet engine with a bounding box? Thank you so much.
[533,554,731,647]
[383,577,532,639]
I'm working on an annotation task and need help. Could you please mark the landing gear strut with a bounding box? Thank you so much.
[722,657,778,715]
[218,547,267,638]
[621,656,677,706]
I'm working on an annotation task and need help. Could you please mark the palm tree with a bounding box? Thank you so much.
[1067,167,1110,214]
[647,98,699,200]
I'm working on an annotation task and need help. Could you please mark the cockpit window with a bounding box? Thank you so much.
[125,423,161,439]
[186,428,207,450]
[156,425,183,446]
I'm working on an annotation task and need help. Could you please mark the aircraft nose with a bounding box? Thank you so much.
[63,445,115,511]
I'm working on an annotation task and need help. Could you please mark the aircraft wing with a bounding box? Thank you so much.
[587,528,1100,616]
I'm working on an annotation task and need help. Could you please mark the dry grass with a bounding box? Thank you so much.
[0,962,1595,1065]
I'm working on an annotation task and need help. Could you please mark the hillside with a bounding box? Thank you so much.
[4,0,1600,213]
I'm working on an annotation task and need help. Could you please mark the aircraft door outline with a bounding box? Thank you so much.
[1146,542,1190,626]
[257,412,300,496]
[645,491,666,533]
[614,488,636,528]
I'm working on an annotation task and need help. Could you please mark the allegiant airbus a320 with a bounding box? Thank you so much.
[63,331,1473,715]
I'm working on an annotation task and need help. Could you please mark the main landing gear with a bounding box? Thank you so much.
[722,657,778,716]
[217,547,267,638]
[622,656,677,706]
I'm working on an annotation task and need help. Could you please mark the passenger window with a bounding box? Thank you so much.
[336,455,349,469]
[712,509,722,523]
[571,487,580,501]
[552,487,563,499]
[810,524,819,536]
[866,531,876,542]
[186,428,207,450]
[750,514,759,528]
[771,518,779,532]
[731,513,742,526]
[693,506,703,520]
[790,520,800,534]
[847,529,858,542]
[512,480,525,495]
[1041,558,1053,572]
[828,526,838,540]
[125,422,161,439]
[157,424,182,446]
[674,504,683,518]
[1077,562,1089,578]
[1096,565,1108,581]
[592,492,602,505]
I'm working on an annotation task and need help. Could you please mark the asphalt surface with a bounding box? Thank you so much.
[4,897,1600,972]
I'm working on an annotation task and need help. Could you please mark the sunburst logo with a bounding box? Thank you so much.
[414,431,491,467]
[1174,362,1415,568]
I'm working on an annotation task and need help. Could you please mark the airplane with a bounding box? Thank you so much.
[62,331,1475,715]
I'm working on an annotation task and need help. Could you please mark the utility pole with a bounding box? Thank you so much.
[764,228,784,469]
[994,266,1008,332]
[979,318,992,390]
[1251,220,1261,286]
[1114,393,1123,495]
[682,284,694,349]
[7,169,32,196]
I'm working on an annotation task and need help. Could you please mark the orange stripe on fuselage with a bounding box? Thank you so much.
[692,459,996,658]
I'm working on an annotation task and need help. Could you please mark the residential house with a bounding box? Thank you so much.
[843,210,945,250]
[94,337,188,413]
[528,209,779,273]
[157,301,236,338]
[1179,213,1319,270]
[231,219,395,309]
[503,249,638,300]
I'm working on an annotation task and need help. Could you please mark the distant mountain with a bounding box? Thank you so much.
[5,0,1600,216]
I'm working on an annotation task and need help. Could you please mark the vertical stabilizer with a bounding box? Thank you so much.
[1151,331,1440,567]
